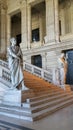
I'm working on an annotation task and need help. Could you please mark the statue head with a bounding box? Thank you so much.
[10,37,16,46]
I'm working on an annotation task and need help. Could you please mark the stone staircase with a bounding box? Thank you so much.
[0,71,73,121]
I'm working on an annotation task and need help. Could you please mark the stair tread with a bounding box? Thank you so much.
[33,98,73,119]
[0,104,31,113]
[0,69,72,121]
[29,91,72,101]
[0,107,32,117]
[0,96,73,119]
[31,94,73,110]
[29,92,73,105]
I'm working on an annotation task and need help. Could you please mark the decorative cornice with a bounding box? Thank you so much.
[22,38,73,56]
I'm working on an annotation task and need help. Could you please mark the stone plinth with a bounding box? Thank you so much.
[2,90,22,106]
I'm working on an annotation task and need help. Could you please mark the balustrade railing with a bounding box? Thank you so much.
[2,69,11,82]
[0,60,11,83]
[24,62,53,83]
[24,63,64,87]
[0,60,8,68]
[0,60,59,86]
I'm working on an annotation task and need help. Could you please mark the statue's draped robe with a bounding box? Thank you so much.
[8,46,24,88]
[58,58,67,85]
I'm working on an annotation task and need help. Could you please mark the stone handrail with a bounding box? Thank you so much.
[0,60,8,68]
[0,59,53,84]
[24,62,53,83]
[0,60,11,82]
[0,60,60,86]
[24,63,65,89]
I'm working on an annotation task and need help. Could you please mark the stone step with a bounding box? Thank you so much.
[28,87,58,91]
[22,91,63,103]
[0,69,72,122]
[31,88,64,96]
[0,108,33,121]
[25,84,70,93]
[33,98,73,121]
[0,104,31,114]
[29,91,72,102]
[1,96,73,122]
[31,89,63,95]
[29,92,73,107]
[31,95,73,113]
[22,89,64,100]
[22,88,66,102]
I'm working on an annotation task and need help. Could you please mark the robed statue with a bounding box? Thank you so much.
[7,37,28,90]
[58,53,68,86]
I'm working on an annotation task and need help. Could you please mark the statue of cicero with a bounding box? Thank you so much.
[7,37,28,90]
[58,53,68,86]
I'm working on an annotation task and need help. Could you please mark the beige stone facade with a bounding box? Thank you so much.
[0,0,73,70]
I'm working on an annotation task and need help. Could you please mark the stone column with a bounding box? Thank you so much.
[54,0,59,42]
[61,9,66,35]
[45,0,55,43]
[7,15,11,47]
[20,1,28,50]
[0,6,7,52]
[27,4,32,49]
[39,14,43,44]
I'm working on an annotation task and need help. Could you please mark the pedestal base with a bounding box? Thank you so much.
[2,90,22,106]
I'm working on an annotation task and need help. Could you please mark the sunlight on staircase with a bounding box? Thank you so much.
[0,69,73,122]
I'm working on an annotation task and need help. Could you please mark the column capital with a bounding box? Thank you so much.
[0,0,7,10]
[20,0,27,9]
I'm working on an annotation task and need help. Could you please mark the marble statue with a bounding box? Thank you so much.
[7,37,28,90]
[58,53,67,87]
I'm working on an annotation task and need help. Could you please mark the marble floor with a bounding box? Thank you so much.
[1,104,73,130]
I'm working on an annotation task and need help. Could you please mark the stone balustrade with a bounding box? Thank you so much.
[24,62,53,83]
[0,59,62,87]
[0,60,11,82]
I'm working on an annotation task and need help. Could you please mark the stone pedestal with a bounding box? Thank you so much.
[3,90,22,106]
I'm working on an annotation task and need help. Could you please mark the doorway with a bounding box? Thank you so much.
[31,55,42,68]
[11,12,21,46]
[66,50,73,85]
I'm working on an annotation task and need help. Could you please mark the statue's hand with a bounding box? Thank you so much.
[17,56,20,60]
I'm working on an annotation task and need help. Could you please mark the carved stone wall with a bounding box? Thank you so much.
[0,0,73,70]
